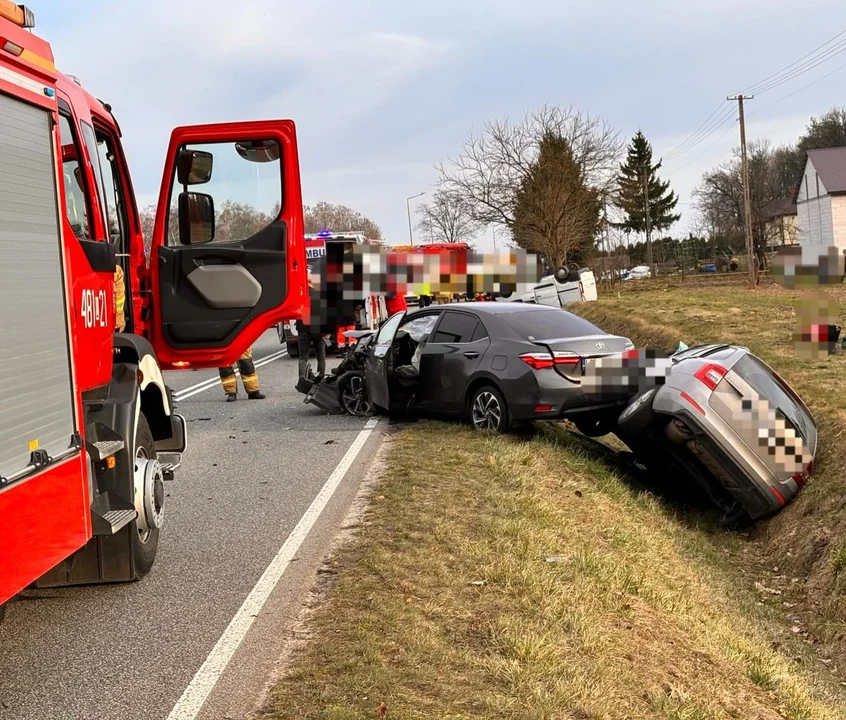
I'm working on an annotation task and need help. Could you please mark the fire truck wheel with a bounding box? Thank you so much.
[0,603,6,624]
[132,414,162,578]
[286,341,299,358]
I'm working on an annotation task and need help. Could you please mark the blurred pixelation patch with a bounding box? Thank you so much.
[729,393,811,475]
[772,244,845,288]
[792,290,841,359]
[582,347,673,395]
[333,246,542,297]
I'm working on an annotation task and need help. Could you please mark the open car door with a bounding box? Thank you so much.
[148,121,308,369]
[364,311,406,411]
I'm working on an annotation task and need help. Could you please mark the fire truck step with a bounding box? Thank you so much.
[91,491,137,535]
[158,452,182,480]
[85,422,126,462]
[92,439,125,459]
[95,509,137,535]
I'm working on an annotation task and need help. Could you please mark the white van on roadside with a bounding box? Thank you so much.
[532,267,598,307]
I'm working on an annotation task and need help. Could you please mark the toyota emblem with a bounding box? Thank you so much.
[595,341,606,350]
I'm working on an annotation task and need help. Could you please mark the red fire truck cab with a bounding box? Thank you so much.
[0,3,307,620]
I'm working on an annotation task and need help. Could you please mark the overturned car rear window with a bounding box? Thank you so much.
[502,310,603,340]
[732,355,812,442]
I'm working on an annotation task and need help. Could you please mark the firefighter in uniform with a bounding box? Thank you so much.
[218,347,265,402]
[114,265,126,332]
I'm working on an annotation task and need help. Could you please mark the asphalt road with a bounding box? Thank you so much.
[0,330,385,720]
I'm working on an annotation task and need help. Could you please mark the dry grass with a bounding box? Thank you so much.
[579,274,846,671]
[263,422,846,720]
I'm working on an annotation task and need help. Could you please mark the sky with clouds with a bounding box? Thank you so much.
[40,0,846,250]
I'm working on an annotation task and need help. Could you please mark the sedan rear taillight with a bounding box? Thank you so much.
[693,363,727,391]
[553,351,581,366]
[520,352,554,370]
[520,351,582,370]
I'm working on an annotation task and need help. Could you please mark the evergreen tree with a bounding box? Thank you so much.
[511,132,602,270]
[615,130,680,234]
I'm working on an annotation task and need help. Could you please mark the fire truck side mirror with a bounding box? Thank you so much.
[177,149,213,186]
[177,192,215,246]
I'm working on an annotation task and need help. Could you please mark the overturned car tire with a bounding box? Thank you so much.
[617,388,658,436]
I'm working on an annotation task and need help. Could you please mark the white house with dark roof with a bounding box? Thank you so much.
[796,146,846,249]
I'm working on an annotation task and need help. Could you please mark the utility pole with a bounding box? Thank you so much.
[728,94,756,289]
[642,167,654,278]
[602,197,611,283]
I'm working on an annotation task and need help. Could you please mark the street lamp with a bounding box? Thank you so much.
[406,191,426,244]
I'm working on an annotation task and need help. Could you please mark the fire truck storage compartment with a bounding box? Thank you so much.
[0,92,77,483]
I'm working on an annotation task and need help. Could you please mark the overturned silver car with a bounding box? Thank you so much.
[592,344,817,526]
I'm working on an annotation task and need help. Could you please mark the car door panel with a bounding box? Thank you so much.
[364,311,406,410]
[420,312,491,413]
[439,339,491,412]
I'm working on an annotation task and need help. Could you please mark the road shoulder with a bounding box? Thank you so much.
[191,423,389,720]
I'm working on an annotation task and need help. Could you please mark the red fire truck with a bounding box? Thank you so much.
[390,242,471,305]
[0,3,308,621]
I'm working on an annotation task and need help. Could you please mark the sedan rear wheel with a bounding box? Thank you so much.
[470,385,510,433]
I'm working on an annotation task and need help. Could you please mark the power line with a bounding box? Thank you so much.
[664,105,736,163]
[735,28,846,95]
[751,38,846,95]
[748,59,846,117]
[663,104,736,162]
[661,103,727,160]
[661,27,846,169]
[666,117,737,177]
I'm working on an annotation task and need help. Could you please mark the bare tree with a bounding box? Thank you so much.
[415,189,481,244]
[694,140,795,259]
[139,204,178,253]
[303,201,382,240]
[438,105,622,230]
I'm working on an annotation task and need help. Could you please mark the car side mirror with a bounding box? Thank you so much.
[178,191,215,245]
[177,149,213,185]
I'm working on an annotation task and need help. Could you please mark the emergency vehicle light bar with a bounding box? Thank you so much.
[0,1,34,28]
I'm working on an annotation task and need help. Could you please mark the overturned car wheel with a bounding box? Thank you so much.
[617,388,658,436]
[337,371,372,416]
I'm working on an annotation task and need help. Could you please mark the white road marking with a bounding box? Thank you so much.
[166,416,380,720]
[172,349,288,401]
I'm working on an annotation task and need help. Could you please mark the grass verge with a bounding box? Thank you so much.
[262,421,845,720]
